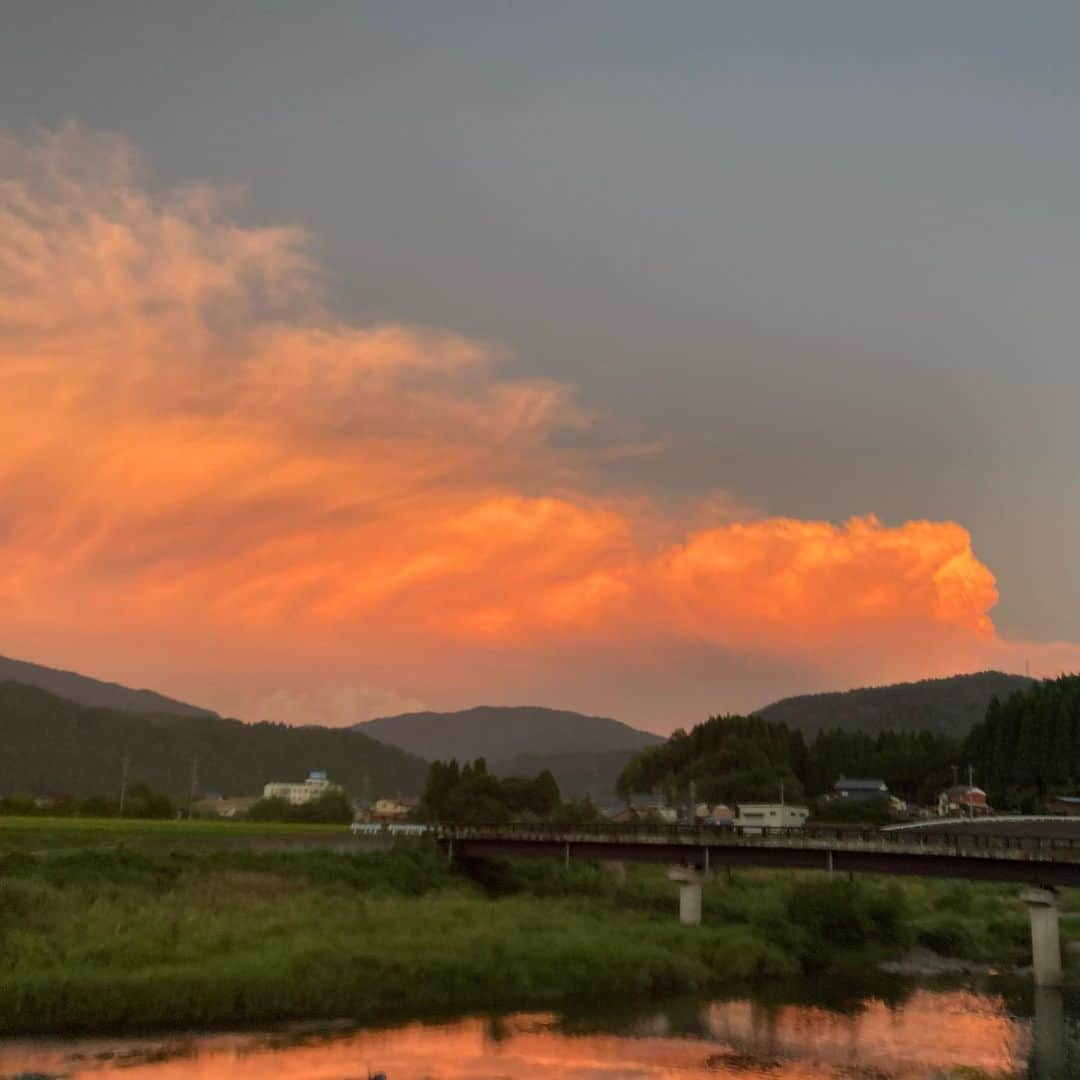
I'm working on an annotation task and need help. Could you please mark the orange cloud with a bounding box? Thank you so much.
[0,125,1061,727]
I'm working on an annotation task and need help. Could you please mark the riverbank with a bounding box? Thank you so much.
[0,838,1065,1035]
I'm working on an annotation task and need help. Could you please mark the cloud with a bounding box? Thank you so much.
[0,124,1065,728]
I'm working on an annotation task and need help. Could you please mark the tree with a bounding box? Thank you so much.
[420,759,567,824]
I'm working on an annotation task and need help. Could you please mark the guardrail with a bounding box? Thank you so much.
[350,822,431,837]
[431,821,1080,856]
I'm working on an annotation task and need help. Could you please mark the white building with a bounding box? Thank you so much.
[263,770,341,805]
[735,803,809,833]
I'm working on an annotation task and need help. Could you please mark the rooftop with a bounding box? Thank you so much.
[834,778,888,791]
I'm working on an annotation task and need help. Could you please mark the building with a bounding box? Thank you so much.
[628,793,677,823]
[606,793,677,824]
[833,778,890,802]
[735,803,809,832]
[262,770,342,805]
[938,784,991,817]
[371,796,419,821]
[691,802,734,825]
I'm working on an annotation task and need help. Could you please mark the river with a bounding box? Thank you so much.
[1,976,1077,1079]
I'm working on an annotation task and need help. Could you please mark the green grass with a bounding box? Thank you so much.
[0,839,1052,1036]
[0,815,349,853]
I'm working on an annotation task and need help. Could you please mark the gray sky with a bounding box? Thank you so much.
[3,2,1079,722]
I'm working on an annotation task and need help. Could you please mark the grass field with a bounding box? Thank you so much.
[0,818,1057,1036]
[0,815,354,854]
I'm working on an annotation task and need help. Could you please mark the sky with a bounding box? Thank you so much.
[2,2,1080,732]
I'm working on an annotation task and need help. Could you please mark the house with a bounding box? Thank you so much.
[611,793,677,823]
[833,778,890,802]
[263,769,343,805]
[1047,796,1080,817]
[735,803,809,833]
[370,796,419,821]
[696,803,733,825]
[938,784,991,817]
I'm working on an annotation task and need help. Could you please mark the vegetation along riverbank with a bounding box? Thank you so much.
[0,822,1072,1036]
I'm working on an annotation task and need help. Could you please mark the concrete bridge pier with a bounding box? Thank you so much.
[1033,985,1066,1080]
[668,866,704,926]
[1021,887,1063,988]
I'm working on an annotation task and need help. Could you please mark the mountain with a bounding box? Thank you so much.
[0,653,215,718]
[0,682,427,799]
[755,671,1035,739]
[354,705,663,766]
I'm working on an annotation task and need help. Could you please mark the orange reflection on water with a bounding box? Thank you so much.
[0,991,1031,1079]
[704,989,1029,1078]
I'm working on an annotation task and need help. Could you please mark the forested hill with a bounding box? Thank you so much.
[617,712,962,807]
[0,682,427,800]
[354,705,662,763]
[755,672,1034,738]
[0,653,215,718]
[968,674,1080,807]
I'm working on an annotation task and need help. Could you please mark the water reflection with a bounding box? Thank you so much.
[0,983,1066,1079]
[1032,987,1066,1080]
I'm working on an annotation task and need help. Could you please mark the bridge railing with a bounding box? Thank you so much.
[432,821,1080,855]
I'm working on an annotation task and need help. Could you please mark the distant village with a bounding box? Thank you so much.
[182,764,1080,832]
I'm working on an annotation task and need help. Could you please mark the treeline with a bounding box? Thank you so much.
[618,713,960,807]
[0,784,175,819]
[421,758,598,825]
[967,674,1080,808]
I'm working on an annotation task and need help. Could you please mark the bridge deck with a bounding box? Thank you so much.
[436,823,1080,887]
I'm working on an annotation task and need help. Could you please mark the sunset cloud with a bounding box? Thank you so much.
[0,125,1063,728]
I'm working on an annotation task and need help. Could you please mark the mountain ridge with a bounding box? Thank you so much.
[754,671,1034,739]
[354,704,663,764]
[0,653,216,718]
[0,681,427,799]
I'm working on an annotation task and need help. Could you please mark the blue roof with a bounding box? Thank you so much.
[308,770,328,781]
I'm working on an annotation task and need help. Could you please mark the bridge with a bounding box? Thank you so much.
[435,821,1080,987]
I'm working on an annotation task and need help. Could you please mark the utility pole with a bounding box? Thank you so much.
[119,754,129,817]
[189,756,200,817]
[952,764,960,788]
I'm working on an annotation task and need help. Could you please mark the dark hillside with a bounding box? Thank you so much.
[355,705,662,764]
[0,653,215,717]
[0,682,426,800]
[756,672,1033,739]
